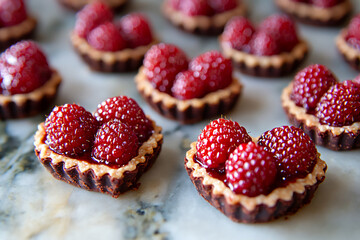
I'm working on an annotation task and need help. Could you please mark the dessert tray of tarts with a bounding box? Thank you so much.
[1,0,359,234]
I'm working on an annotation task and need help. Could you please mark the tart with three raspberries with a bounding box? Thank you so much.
[135,43,243,124]
[71,1,158,72]
[162,0,247,35]
[336,14,360,71]
[282,64,360,150]
[0,0,37,51]
[275,0,351,26]
[58,0,128,12]
[185,118,327,223]
[0,40,61,120]
[219,14,308,77]
[34,96,163,197]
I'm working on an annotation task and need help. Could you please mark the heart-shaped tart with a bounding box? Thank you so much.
[282,64,360,150]
[274,0,351,26]
[58,0,128,12]
[219,14,308,77]
[162,0,247,35]
[135,43,243,124]
[34,96,163,197]
[185,118,326,223]
[0,40,61,120]
[336,14,360,71]
[0,0,37,51]
[71,1,158,72]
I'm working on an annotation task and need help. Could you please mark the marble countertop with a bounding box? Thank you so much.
[1,0,360,239]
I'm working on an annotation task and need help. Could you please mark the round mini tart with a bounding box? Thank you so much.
[0,16,37,52]
[185,141,326,223]
[219,38,308,77]
[0,70,61,120]
[71,32,158,72]
[282,83,360,150]
[336,29,360,71]
[274,0,351,26]
[57,0,128,12]
[162,0,247,35]
[34,119,163,198]
[135,67,243,124]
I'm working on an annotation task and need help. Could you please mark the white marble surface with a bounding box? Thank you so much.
[1,0,360,239]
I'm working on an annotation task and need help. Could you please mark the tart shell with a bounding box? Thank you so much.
[0,16,37,52]
[34,121,163,198]
[185,141,327,223]
[0,70,62,120]
[135,67,243,124]
[219,38,309,77]
[57,0,128,12]
[162,0,246,35]
[71,32,158,72]
[281,83,360,151]
[336,29,360,71]
[275,0,351,26]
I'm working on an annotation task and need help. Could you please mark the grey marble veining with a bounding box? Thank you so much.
[1,0,360,239]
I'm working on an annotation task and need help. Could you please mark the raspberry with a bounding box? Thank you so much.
[208,0,238,13]
[354,74,360,84]
[87,22,126,52]
[143,43,188,93]
[45,104,99,157]
[117,13,153,49]
[189,50,232,92]
[171,70,207,100]
[346,37,360,51]
[225,142,277,197]
[196,118,252,169]
[92,120,139,168]
[290,64,337,113]
[258,126,317,183]
[315,80,360,127]
[259,14,299,52]
[347,15,360,41]
[74,1,113,38]
[222,16,255,52]
[0,41,51,95]
[94,96,153,144]
[250,31,280,56]
[0,0,27,27]
[179,0,213,16]
[310,0,343,8]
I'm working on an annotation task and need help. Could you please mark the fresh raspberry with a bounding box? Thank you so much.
[225,142,277,197]
[0,41,51,95]
[117,13,153,49]
[189,50,232,92]
[196,118,252,169]
[171,70,207,100]
[259,14,299,52]
[0,0,27,27]
[346,37,360,51]
[92,120,139,168]
[315,80,360,127]
[87,22,126,52]
[208,0,238,14]
[179,0,213,16]
[347,15,360,41]
[249,31,280,56]
[258,126,317,183]
[94,96,153,144]
[143,43,188,93]
[222,16,255,52]
[45,104,99,157]
[74,1,113,38]
[310,0,343,8]
[290,64,337,113]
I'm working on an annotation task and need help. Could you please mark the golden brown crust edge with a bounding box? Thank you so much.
[135,67,243,124]
[34,121,163,198]
[336,29,360,71]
